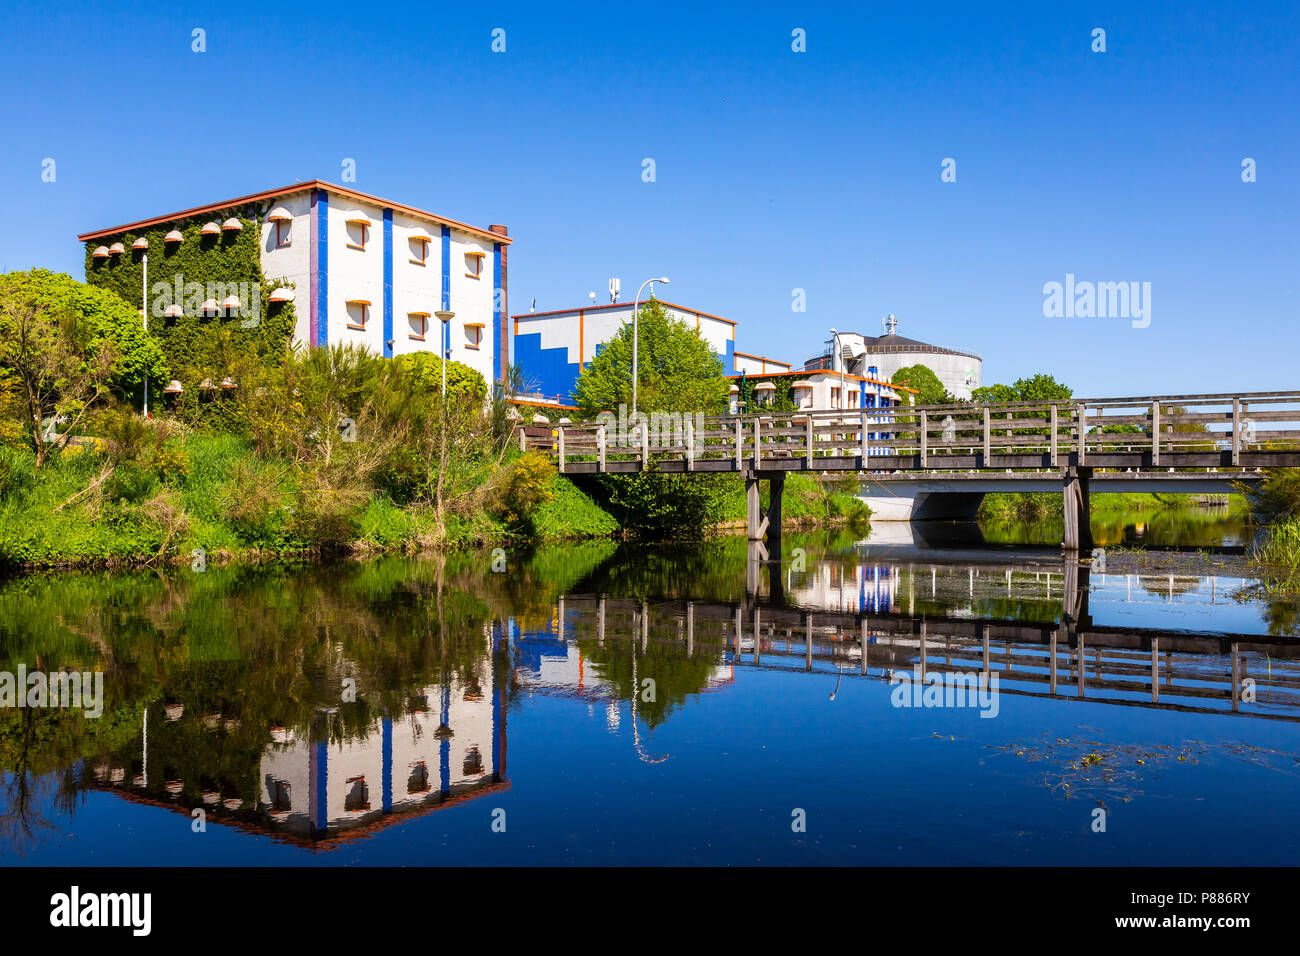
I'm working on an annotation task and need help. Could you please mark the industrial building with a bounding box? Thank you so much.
[804,315,982,400]
[512,297,736,404]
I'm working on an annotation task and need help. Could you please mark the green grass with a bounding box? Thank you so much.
[529,475,618,539]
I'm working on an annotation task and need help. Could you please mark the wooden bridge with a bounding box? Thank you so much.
[523,390,1300,550]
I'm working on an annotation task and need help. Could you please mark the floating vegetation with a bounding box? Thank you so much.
[984,728,1300,803]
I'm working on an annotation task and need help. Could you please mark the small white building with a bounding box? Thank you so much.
[806,315,982,400]
[79,180,512,386]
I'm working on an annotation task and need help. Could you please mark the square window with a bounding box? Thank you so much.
[346,221,368,250]
[347,302,369,330]
[274,220,291,247]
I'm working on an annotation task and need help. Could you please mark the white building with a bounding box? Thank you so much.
[79,180,511,386]
[806,315,982,400]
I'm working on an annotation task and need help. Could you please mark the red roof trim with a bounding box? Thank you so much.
[512,300,737,325]
[77,180,511,245]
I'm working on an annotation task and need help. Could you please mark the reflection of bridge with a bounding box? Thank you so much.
[556,568,1300,723]
[535,390,1299,549]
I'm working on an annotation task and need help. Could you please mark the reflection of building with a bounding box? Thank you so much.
[259,677,501,840]
[506,610,732,699]
[90,659,506,848]
[787,563,898,614]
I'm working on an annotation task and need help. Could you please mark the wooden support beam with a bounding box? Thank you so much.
[1077,403,1087,465]
[746,477,762,540]
[1062,467,1094,552]
[1151,401,1160,466]
[1151,637,1159,703]
[982,407,991,464]
[1231,397,1241,466]
[920,409,928,468]
[767,474,784,545]
[1049,404,1058,466]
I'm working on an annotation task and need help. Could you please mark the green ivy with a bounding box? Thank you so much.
[84,208,298,429]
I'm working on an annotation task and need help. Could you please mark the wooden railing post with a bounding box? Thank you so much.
[641,421,650,468]
[982,406,991,465]
[597,423,606,472]
[734,418,743,471]
[860,409,868,462]
[753,418,762,469]
[1231,397,1241,466]
[1151,401,1160,466]
[805,416,814,466]
[1077,403,1087,465]
[519,427,526,452]
[1049,404,1058,467]
[685,417,695,471]
[920,409,928,468]
[558,426,566,473]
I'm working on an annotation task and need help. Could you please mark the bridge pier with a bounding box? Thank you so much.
[746,473,784,547]
[1062,466,1093,552]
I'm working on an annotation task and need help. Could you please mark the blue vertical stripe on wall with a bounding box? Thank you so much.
[381,715,393,812]
[439,682,452,795]
[382,209,394,358]
[315,190,329,348]
[314,739,328,832]
[493,242,503,376]
[441,225,451,361]
[440,225,451,311]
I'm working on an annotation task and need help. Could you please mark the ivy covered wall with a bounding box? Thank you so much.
[83,206,298,418]
[735,373,813,413]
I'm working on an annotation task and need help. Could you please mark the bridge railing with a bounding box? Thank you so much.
[528,390,1300,472]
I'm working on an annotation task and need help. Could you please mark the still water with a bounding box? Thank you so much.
[1,510,1297,866]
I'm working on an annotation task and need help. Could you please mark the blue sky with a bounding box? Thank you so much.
[2,0,1295,395]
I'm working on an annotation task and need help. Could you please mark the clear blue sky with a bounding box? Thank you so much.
[2,0,1295,395]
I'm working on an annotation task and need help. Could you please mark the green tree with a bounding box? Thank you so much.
[973,374,1071,404]
[0,270,168,400]
[573,300,729,416]
[891,364,951,405]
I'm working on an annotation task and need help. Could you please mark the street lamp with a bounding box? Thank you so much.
[630,276,669,415]
[434,310,455,396]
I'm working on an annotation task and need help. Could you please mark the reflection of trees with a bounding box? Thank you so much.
[0,709,85,856]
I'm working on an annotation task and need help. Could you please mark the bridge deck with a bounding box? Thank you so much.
[527,389,1300,476]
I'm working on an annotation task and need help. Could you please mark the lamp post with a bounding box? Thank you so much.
[142,253,149,418]
[630,276,669,415]
[434,310,455,396]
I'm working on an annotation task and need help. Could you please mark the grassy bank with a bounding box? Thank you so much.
[0,434,865,570]
[0,433,614,569]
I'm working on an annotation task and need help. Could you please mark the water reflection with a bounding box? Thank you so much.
[0,532,1296,861]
